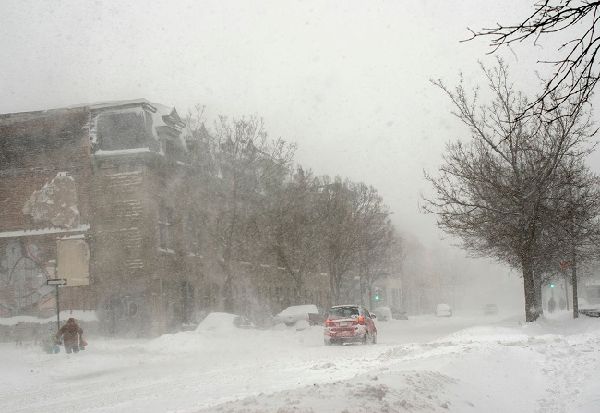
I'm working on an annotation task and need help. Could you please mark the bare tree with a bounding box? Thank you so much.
[316,177,360,305]
[542,159,600,317]
[262,167,323,302]
[354,184,395,309]
[468,1,600,115]
[186,113,295,312]
[425,60,595,321]
[317,178,395,306]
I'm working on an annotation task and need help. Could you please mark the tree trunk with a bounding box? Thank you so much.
[294,276,304,304]
[572,251,579,319]
[222,175,239,314]
[221,254,234,313]
[329,267,340,306]
[359,277,365,306]
[564,275,570,311]
[522,258,539,322]
[533,276,543,315]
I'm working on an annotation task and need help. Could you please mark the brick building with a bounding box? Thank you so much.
[0,106,93,319]
[0,99,329,335]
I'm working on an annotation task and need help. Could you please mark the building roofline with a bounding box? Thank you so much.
[0,98,158,120]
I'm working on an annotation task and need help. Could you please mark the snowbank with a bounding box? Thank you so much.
[2,313,599,413]
[198,316,600,413]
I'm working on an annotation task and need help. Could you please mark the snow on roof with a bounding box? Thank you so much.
[58,234,85,240]
[85,99,184,149]
[195,312,239,333]
[84,98,156,112]
[277,304,319,317]
[0,99,158,122]
[150,102,187,148]
[0,224,90,239]
[93,147,154,157]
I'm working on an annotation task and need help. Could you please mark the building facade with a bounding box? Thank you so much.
[0,100,328,335]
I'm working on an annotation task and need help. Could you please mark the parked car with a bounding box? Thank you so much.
[436,303,452,317]
[307,312,325,326]
[233,315,256,329]
[372,306,393,321]
[391,307,408,320]
[579,297,600,317]
[324,305,377,345]
[579,308,600,317]
[274,304,319,327]
[484,303,499,315]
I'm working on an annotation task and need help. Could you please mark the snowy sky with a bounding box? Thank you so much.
[2,0,593,306]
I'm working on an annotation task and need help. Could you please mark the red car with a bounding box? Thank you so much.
[323,305,377,345]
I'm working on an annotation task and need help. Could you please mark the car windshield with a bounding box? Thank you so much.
[328,306,359,319]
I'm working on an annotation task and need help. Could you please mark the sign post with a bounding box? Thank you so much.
[47,279,67,332]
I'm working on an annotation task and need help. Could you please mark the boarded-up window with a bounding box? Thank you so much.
[56,238,90,287]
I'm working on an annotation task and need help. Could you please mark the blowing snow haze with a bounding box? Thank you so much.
[0,0,535,307]
[2,1,600,412]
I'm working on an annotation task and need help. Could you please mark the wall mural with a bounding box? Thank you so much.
[0,239,53,315]
[0,172,81,316]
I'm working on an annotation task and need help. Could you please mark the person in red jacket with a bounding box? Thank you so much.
[56,318,85,354]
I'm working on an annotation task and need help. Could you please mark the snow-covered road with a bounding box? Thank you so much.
[1,312,599,413]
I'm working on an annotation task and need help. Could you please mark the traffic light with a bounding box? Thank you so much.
[550,283,555,288]
[374,288,381,302]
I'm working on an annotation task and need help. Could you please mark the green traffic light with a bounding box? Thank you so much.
[550,284,555,288]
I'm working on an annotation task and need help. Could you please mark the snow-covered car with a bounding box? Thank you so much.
[483,304,499,315]
[579,308,600,317]
[307,312,325,326]
[324,305,377,345]
[436,303,452,317]
[233,315,256,329]
[196,312,244,333]
[372,306,393,321]
[391,307,408,320]
[273,304,319,327]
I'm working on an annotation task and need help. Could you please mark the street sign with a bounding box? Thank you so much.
[47,278,67,331]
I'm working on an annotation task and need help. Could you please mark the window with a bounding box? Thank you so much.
[159,203,175,250]
[97,112,148,150]
[184,212,203,255]
[165,140,175,159]
[328,306,359,319]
